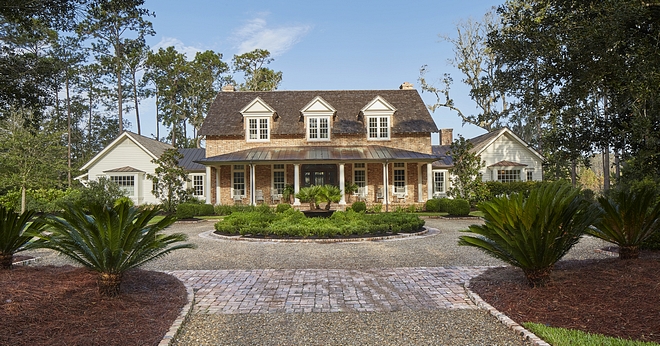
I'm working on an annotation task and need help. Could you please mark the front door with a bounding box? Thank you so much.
[301,164,337,187]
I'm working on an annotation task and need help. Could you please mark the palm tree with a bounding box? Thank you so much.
[296,186,322,210]
[589,189,660,259]
[0,206,46,269]
[459,181,598,287]
[318,185,342,210]
[36,200,195,297]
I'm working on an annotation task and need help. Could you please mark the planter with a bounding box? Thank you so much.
[302,210,336,218]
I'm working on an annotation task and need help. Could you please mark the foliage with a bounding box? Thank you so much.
[282,184,295,204]
[459,181,598,287]
[523,322,658,346]
[344,181,359,196]
[419,10,506,131]
[369,203,383,213]
[36,200,195,296]
[214,209,425,238]
[351,201,367,213]
[447,136,488,205]
[484,181,542,199]
[76,177,126,209]
[447,199,470,216]
[214,205,233,216]
[148,149,191,213]
[0,206,47,269]
[317,185,342,210]
[425,198,451,212]
[176,202,214,219]
[295,185,322,210]
[589,189,660,259]
[275,203,292,213]
[232,49,282,91]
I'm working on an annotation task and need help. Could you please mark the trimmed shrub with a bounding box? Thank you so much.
[276,203,292,213]
[447,199,470,216]
[198,204,215,216]
[437,198,450,212]
[485,181,542,200]
[214,205,232,216]
[425,198,441,212]
[352,201,367,213]
[176,203,196,219]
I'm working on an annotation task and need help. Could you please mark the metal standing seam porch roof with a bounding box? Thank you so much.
[196,145,440,165]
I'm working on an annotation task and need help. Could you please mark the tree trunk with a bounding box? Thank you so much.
[0,253,13,270]
[133,72,141,135]
[21,186,26,214]
[618,246,639,260]
[117,57,124,135]
[523,267,552,288]
[155,91,159,140]
[97,272,122,297]
[570,158,577,188]
[66,73,72,187]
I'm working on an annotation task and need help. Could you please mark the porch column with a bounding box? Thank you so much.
[382,162,389,206]
[339,163,346,205]
[215,167,221,205]
[250,163,256,206]
[427,163,433,201]
[417,164,423,203]
[293,164,301,206]
[205,166,212,204]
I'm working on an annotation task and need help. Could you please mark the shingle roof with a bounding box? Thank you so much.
[197,145,440,164]
[178,148,206,171]
[199,89,438,137]
[431,145,453,168]
[125,131,174,158]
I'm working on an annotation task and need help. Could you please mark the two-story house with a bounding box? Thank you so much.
[197,83,440,208]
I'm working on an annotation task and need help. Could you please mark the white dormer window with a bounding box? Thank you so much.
[301,96,335,142]
[362,96,396,141]
[240,97,275,142]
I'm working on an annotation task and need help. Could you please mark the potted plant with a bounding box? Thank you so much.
[344,181,359,203]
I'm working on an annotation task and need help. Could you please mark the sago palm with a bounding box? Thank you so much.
[589,189,660,259]
[459,181,598,287]
[0,206,46,269]
[318,185,342,210]
[36,200,195,297]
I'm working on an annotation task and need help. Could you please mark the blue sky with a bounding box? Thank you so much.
[140,0,504,143]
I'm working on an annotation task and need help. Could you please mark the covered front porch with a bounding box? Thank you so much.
[197,145,439,208]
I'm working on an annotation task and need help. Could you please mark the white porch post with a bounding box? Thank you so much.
[293,164,301,206]
[417,164,423,203]
[339,163,346,205]
[382,162,389,206]
[427,163,433,201]
[250,163,256,206]
[205,166,212,204]
[215,166,221,205]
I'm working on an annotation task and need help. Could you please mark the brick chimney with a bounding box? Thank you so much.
[399,82,414,90]
[222,84,235,92]
[440,129,453,145]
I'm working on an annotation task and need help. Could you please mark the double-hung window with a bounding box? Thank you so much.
[434,171,445,194]
[192,175,204,197]
[307,116,330,141]
[353,163,366,188]
[393,162,406,189]
[233,165,245,196]
[247,117,269,142]
[497,169,521,183]
[272,164,285,194]
[110,175,135,196]
[367,116,390,140]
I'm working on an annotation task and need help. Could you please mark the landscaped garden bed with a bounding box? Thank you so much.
[214,208,425,238]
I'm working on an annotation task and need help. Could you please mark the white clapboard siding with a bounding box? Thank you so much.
[478,133,543,181]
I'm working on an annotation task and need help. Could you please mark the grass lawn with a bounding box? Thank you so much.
[524,323,660,346]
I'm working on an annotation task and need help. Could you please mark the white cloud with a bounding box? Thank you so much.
[152,37,203,60]
[232,14,310,56]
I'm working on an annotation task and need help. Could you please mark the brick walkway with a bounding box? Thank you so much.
[169,267,491,314]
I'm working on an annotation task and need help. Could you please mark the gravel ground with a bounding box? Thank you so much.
[23,218,612,345]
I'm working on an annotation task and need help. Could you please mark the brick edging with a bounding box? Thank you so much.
[13,257,41,266]
[159,277,196,346]
[464,281,551,346]
[200,228,430,243]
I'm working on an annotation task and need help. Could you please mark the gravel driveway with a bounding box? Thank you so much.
[24,218,611,345]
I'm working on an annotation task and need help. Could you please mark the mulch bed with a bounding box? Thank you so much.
[470,251,660,343]
[0,266,187,346]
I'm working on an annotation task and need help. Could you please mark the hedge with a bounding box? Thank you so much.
[176,202,215,219]
[447,199,470,216]
[214,209,425,238]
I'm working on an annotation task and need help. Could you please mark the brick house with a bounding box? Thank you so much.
[197,83,441,208]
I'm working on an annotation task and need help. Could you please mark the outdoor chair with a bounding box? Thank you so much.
[255,190,265,204]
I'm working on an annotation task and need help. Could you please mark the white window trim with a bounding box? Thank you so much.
[353,162,368,192]
[245,116,270,142]
[305,115,331,141]
[232,165,246,197]
[272,164,286,194]
[190,173,205,198]
[496,168,522,183]
[432,169,447,196]
[108,174,137,197]
[366,115,391,141]
[392,162,406,193]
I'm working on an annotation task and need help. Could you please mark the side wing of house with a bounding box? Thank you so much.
[477,130,544,182]
[84,135,161,205]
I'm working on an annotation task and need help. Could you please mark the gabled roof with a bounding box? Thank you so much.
[81,131,174,170]
[488,160,528,168]
[103,166,144,173]
[200,89,438,137]
[197,145,439,164]
[431,127,545,169]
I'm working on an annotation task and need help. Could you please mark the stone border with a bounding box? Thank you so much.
[158,277,196,346]
[13,256,41,266]
[199,227,430,243]
[464,281,550,346]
